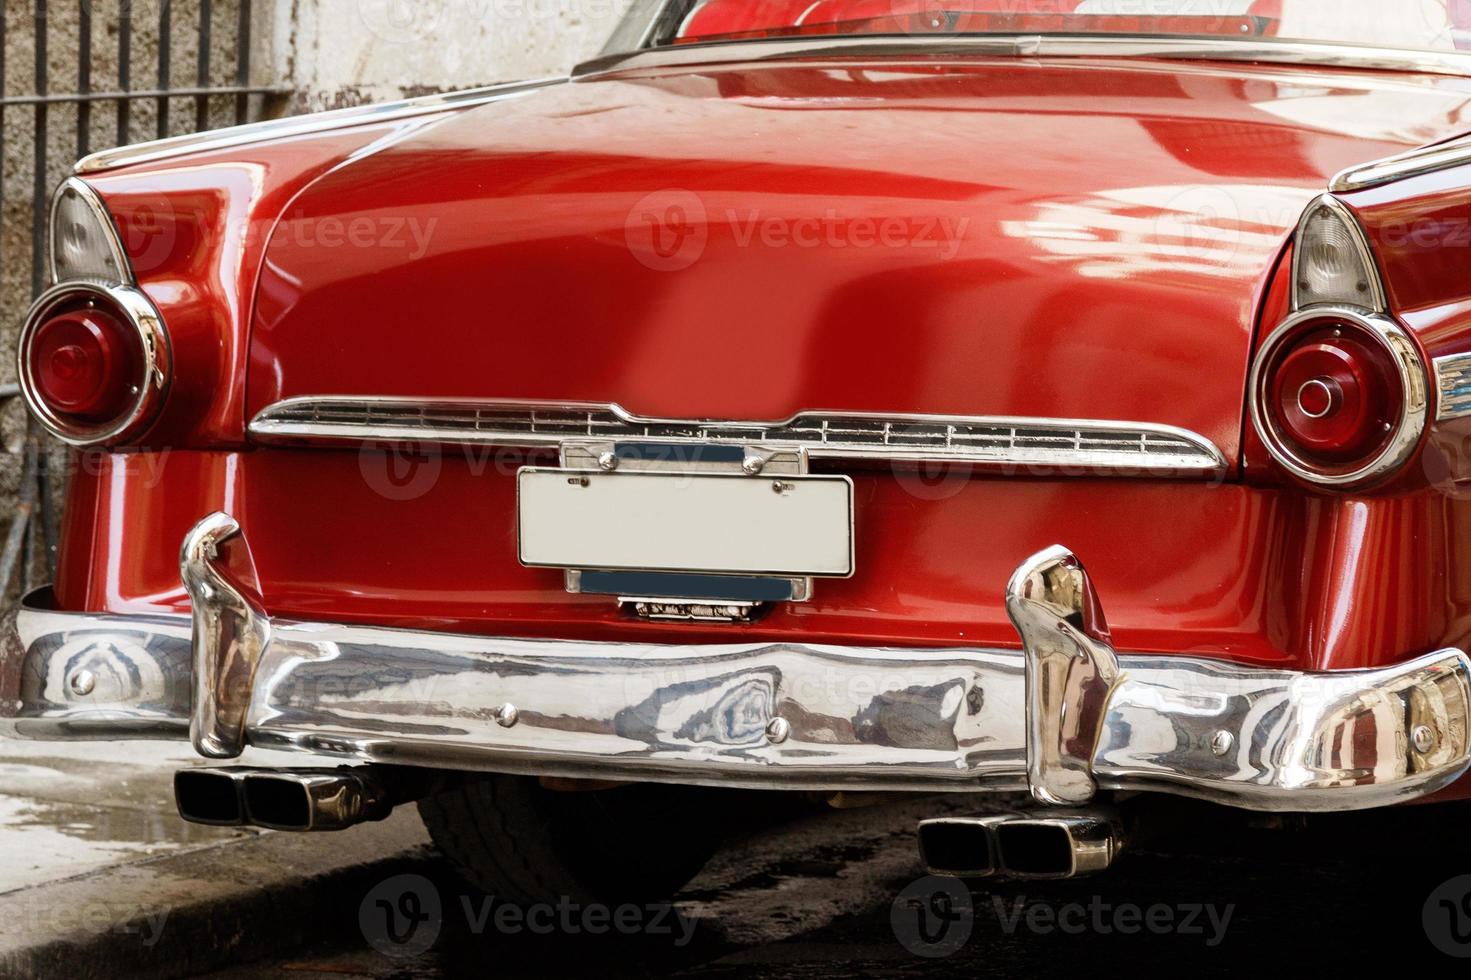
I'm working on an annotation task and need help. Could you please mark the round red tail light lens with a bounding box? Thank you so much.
[1250,309,1427,487]
[18,283,170,446]
[29,306,141,421]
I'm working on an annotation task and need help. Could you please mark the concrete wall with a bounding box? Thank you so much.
[272,0,633,110]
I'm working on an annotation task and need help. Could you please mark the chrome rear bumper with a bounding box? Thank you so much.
[2,513,1469,812]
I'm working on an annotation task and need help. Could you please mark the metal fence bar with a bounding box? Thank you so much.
[77,0,90,156]
[236,0,252,124]
[157,0,172,139]
[31,0,48,298]
[117,0,132,142]
[2,85,284,106]
[1,9,7,282]
[196,0,213,131]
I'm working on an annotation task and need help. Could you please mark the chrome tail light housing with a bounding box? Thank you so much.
[1249,307,1427,487]
[17,281,171,446]
[1250,193,1428,488]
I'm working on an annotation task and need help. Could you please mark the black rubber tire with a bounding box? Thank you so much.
[418,775,728,906]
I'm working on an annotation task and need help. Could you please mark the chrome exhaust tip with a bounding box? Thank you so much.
[241,768,395,832]
[919,808,1125,880]
[176,766,434,832]
[174,767,251,826]
[917,815,1001,878]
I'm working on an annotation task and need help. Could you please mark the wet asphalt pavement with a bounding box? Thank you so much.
[2,739,1467,975]
[205,796,1471,977]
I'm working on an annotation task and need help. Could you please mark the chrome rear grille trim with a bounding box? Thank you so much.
[248,397,1228,476]
[1435,353,1471,422]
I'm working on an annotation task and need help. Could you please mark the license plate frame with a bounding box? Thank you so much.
[516,468,855,579]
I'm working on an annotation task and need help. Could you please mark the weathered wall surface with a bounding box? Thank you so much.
[273,0,632,110]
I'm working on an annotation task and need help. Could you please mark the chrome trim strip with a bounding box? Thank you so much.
[248,397,1229,477]
[1435,352,1471,421]
[576,33,1471,80]
[180,513,269,759]
[3,536,1467,811]
[1290,194,1386,314]
[17,281,173,447]
[1248,307,1429,487]
[73,76,566,175]
[48,177,132,285]
[1333,135,1471,194]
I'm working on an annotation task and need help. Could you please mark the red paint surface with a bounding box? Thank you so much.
[52,446,1471,673]
[244,57,1471,465]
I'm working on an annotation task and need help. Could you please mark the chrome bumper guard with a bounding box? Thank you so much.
[2,513,1469,812]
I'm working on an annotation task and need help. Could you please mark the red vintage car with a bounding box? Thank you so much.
[5,0,1471,900]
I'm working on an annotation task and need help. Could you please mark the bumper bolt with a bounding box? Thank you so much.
[1210,730,1234,757]
[766,717,791,744]
[495,703,519,728]
[742,454,765,475]
[1412,725,1436,753]
[597,451,618,472]
[69,670,96,697]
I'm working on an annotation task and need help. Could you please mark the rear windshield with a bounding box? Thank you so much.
[677,1,1469,52]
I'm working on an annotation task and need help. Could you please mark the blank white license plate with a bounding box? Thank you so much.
[517,468,854,577]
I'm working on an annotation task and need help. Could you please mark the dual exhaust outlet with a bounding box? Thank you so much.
[918,808,1126,880]
[178,763,1126,882]
[174,765,432,832]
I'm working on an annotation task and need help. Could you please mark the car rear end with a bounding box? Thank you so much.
[6,16,1471,897]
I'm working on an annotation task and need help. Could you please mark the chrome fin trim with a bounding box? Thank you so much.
[74,76,566,175]
[247,397,1229,477]
[1333,135,1471,194]
[1435,352,1471,421]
